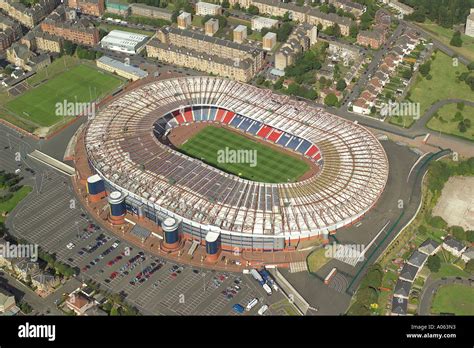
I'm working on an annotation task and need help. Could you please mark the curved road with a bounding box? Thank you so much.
[418,276,474,315]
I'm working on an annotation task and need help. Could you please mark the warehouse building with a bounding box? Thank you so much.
[100,29,149,54]
[96,56,148,81]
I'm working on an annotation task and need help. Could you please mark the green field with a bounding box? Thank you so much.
[408,51,474,115]
[6,64,123,128]
[0,186,32,223]
[178,126,310,183]
[426,103,474,141]
[431,284,474,315]
[307,247,330,273]
[417,21,474,62]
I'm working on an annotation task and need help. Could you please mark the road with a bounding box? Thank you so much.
[418,276,474,315]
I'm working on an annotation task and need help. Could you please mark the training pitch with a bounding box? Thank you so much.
[6,64,123,127]
[178,126,310,183]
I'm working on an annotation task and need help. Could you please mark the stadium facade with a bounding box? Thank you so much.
[84,76,389,252]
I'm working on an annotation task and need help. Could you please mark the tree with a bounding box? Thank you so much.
[63,40,77,56]
[466,230,474,243]
[419,61,431,77]
[465,259,474,273]
[427,254,441,273]
[428,215,447,229]
[336,79,347,91]
[247,5,259,15]
[324,93,338,107]
[349,24,359,38]
[221,0,229,8]
[356,286,379,305]
[450,226,466,240]
[457,102,465,110]
[468,62,474,71]
[450,31,463,47]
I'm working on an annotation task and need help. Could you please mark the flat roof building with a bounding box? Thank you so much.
[205,18,219,36]
[195,1,222,16]
[100,29,149,54]
[251,15,278,31]
[96,55,148,81]
[233,24,247,43]
[262,31,276,51]
[177,11,192,29]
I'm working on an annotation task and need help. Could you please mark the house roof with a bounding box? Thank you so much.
[399,263,418,282]
[443,236,465,252]
[418,239,440,255]
[407,250,428,268]
[462,247,474,260]
[391,296,407,315]
[394,279,412,298]
[67,293,92,309]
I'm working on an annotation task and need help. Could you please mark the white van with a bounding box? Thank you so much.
[245,298,258,311]
[258,304,268,316]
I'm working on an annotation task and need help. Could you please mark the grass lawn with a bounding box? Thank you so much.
[0,186,32,223]
[406,50,474,117]
[178,126,310,183]
[426,103,474,141]
[307,247,330,273]
[417,20,474,62]
[26,56,79,87]
[431,284,474,315]
[431,263,471,280]
[270,299,300,316]
[6,64,123,128]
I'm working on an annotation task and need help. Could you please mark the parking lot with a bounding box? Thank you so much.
[0,131,288,315]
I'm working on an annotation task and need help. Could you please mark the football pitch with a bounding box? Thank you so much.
[6,64,123,127]
[178,126,310,183]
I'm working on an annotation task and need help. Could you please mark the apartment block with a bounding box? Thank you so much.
[68,0,105,17]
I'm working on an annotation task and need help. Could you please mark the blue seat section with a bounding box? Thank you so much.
[296,139,311,154]
[238,117,252,132]
[230,114,244,128]
[193,106,202,121]
[277,132,291,146]
[287,137,302,150]
[200,107,209,121]
[247,121,262,135]
[208,107,217,121]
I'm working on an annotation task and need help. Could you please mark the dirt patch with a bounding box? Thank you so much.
[166,123,320,182]
[432,176,474,230]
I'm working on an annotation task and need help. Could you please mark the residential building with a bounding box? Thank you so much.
[195,1,222,16]
[0,288,16,313]
[41,6,100,46]
[32,273,59,293]
[398,263,419,282]
[20,31,37,51]
[382,0,414,16]
[233,25,247,43]
[0,0,59,28]
[328,0,366,17]
[393,279,411,299]
[96,55,148,80]
[68,0,105,17]
[0,14,22,51]
[328,40,361,62]
[357,29,385,49]
[466,9,474,38]
[84,306,108,316]
[229,0,354,36]
[100,30,149,54]
[418,239,440,256]
[407,250,428,268]
[146,39,255,82]
[155,26,264,72]
[273,24,316,71]
[391,296,407,316]
[251,16,278,32]
[442,236,466,257]
[262,31,276,51]
[65,292,95,315]
[461,247,474,263]
[177,11,192,29]
[129,3,173,21]
[35,31,63,53]
[205,18,219,36]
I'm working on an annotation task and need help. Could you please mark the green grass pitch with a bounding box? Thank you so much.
[6,64,123,127]
[178,126,310,183]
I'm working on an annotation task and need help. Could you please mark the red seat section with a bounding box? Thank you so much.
[257,125,272,138]
[313,152,321,161]
[222,111,235,124]
[267,129,283,142]
[305,145,318,157]
[216,108,226,122]
[183,107,194,123]
[173,110,185,124]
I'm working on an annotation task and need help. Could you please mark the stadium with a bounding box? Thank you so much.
[83,76,389,254]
